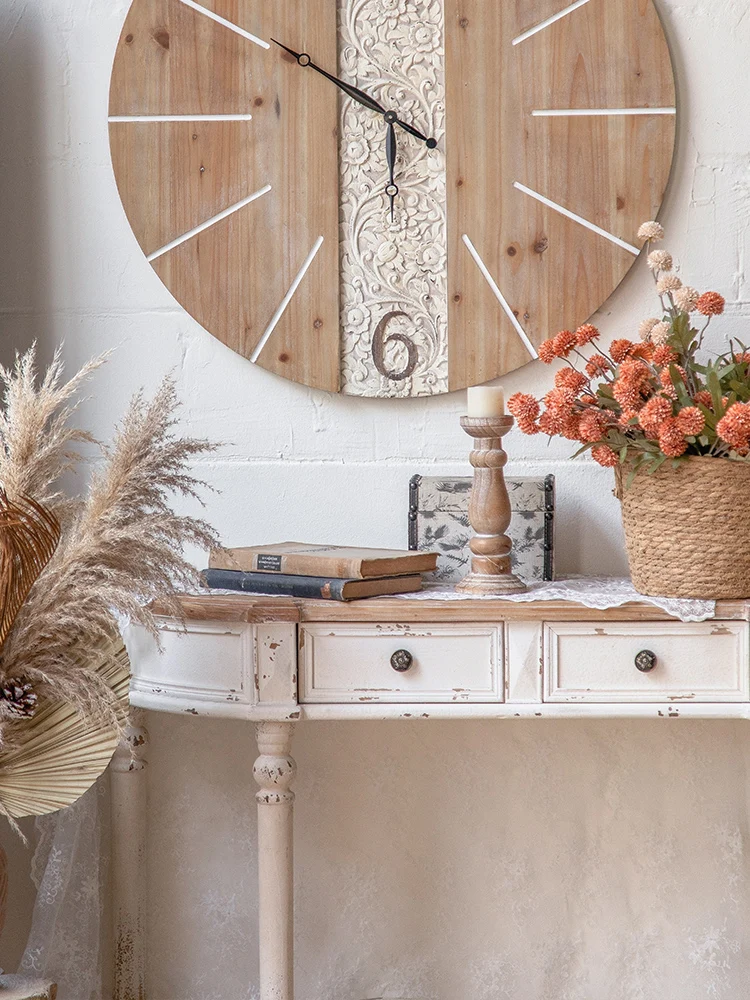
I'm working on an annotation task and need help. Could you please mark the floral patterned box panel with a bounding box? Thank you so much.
[408,475,555,584]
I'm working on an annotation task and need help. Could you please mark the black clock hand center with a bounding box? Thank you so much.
[272,39,437,149]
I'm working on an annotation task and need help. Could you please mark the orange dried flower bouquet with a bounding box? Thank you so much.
[507,221,750,598]
[508,222,750,478]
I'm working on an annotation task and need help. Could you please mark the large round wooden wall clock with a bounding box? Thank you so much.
[109,0,676,397]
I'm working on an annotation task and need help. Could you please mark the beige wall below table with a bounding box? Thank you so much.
[144,711,750,999]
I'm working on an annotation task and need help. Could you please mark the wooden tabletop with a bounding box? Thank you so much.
[152,592,750,625]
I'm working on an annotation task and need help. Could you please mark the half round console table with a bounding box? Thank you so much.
[113,590,750,1000]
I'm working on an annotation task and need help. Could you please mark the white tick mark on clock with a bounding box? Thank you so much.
[146,184,271,262]
[532,107,676,117]
[513,182,640,255]
[177,0,269,48]
[462,235,538,360]
[512,0,591,45]
[250,237,325,364]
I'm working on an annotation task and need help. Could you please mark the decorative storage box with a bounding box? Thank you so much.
[408,475,555,584]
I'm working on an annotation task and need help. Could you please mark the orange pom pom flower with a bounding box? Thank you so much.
[696,292,725,317]
[610,339,636,364]
[675,406,705,436]
[578,410,608,443]
[508,392,540,422]
[517,417,540,435]
[717,403,750,450]
[639,396,673,437]
[538,410,564,436]
[538,339,558,364]
[554,368,588,393]
[612,378,646,412]
[543,387,577,416]
[591,445,619,467]
[652,344,679,367]
[585,355,611,378]
[575,324,600,346]
[553,330,577,358]
[658,418,688,458]
[561,413,582,440]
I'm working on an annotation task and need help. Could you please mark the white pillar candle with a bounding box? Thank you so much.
[467,385,505,418]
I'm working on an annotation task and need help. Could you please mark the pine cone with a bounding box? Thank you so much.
[0,677,37,718]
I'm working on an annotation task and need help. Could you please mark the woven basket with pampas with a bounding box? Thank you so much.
[0,347,219,835]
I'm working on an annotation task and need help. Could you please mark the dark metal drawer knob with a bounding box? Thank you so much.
[390,649,413,672]
[635,649,657,673]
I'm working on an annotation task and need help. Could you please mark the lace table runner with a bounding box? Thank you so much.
[393,576,716,623]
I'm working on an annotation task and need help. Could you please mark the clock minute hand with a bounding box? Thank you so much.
[271,39,437,148]
[271,39,386,116]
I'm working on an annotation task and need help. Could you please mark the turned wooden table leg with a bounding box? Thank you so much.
[110,709,148,1000]
[253,721,297,1000]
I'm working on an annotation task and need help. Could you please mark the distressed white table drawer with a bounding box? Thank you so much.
[544,621,749,703]
[127,619,298,718]
[300,623,503,703]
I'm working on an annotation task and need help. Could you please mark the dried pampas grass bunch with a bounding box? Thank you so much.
[0,346,102,523]
[0,346,220,739]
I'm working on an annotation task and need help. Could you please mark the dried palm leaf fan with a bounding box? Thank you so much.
[0,490,129,818]
[0,635,129,817]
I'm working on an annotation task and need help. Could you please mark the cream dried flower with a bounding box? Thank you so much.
[638,221,665,242]
[650,321,671,345]
[657,274,683,294]
[638,317,660,341]
[673,285,700,312]
[647,250,673,272]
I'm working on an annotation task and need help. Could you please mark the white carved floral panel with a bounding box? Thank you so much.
[338,0,448,397]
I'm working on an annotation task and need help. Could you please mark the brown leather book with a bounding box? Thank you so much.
[209,542,438,579]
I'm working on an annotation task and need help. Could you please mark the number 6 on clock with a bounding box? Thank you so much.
[371,311,418,382]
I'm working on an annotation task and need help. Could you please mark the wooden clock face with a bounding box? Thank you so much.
[109,0,676,397]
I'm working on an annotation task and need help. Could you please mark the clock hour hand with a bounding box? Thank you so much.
[395,118,437,149]
[385,121,398,222]
[271,39,385,116]
[384,110,437,151]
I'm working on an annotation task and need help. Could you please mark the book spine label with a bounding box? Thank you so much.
[256,553,283,572]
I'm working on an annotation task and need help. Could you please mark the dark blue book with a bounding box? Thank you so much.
[201,568,422,601]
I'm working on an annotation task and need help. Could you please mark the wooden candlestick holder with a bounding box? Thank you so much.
[455,415,527,595]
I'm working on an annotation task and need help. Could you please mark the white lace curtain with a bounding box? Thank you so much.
[19,777,108,1000]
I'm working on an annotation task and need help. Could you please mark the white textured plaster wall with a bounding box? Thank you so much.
[2,0,750,995]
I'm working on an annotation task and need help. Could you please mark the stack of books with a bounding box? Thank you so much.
[203,542,438,601]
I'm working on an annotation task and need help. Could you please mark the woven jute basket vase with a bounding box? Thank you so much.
[615,456,750,599]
